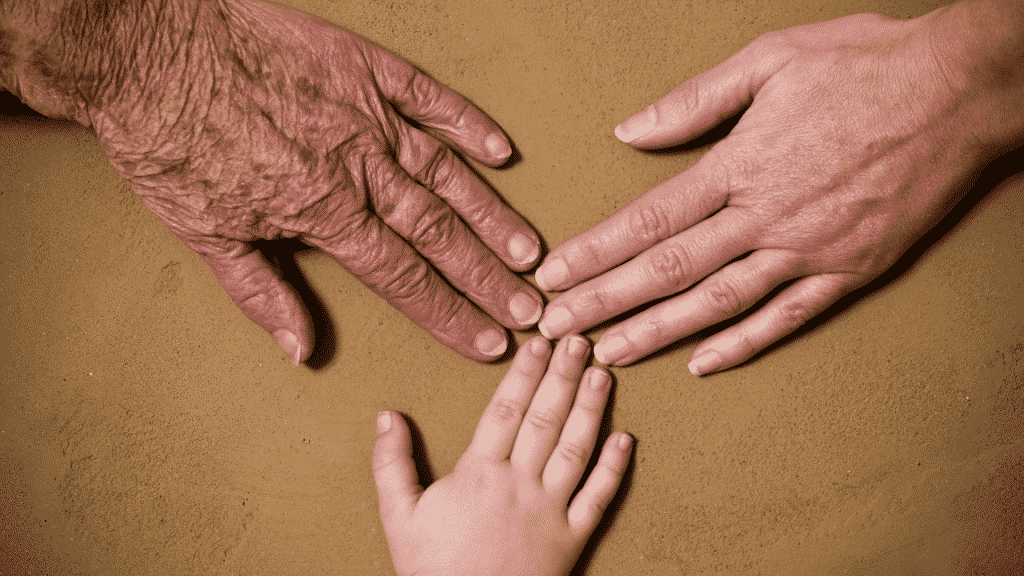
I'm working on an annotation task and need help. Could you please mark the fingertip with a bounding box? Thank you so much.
[475,328,508,358]
[616,432,633,452]
[485,132,512,164]
[377,411,393,435]
[614,105,657,145]
[535,258,569,292]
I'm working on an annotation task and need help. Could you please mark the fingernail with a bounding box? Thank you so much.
[485,133,511,160]
[529,337,550,356]
[594,335,628,365]
[567,335,590,359]
[377,412,392,434]
[589,369,610,391]
[538,305,572,339]
[688,350,722,376]
[535,258,568,291]
[508,232,540,266]
[617,433,633,451]
[272,329,301,366]
[509,292,543,325]
[475,328,508,357]
[614,105,656,143]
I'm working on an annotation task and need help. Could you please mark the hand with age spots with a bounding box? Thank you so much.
[0,0,544,363]
[535,0,1024,374]
[373,335,632,576]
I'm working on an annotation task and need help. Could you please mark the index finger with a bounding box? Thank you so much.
[534,154,727,293]
[368,43,513,168]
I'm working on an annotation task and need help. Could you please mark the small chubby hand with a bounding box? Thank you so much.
[373,335,632,576]
[535,1,1024,374]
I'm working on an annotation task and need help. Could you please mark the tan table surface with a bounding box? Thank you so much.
[2,0,1022,574]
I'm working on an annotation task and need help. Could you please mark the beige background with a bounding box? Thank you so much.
[2,0,1023,574]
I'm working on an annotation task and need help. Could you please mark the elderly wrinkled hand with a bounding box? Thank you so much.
[1,0,543,363]
[535,0,1024,374]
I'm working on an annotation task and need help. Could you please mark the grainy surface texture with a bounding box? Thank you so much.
[2,0,1023,574]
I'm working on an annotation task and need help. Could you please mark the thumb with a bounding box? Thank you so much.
[372,411,424,531]
[614,33,790,149]
[191,238,314,365]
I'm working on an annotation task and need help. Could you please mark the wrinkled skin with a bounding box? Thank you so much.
[373,335,632,576]
[536,0,1024,374]
[2,0,544,363]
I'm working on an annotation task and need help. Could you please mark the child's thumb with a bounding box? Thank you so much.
[372,411,424,529]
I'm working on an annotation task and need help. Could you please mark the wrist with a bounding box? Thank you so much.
[0,0,206,127]
[921,0,1024,157]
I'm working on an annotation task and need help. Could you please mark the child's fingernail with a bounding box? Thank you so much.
[567,335,590,359]
[614,106,656,143]
[535,258,568,291]
[594,335,628,365]
[589,369,610,391]
[617,433,633,451]
[529,337,550,356]
[377,412,392,434]
[688,350,722,376]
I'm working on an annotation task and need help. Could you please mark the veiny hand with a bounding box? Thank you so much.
[373,335,632,576]
[535,0,1024,374]
[2,0,543,363]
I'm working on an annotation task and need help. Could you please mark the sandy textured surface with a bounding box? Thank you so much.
[2,0,1023,574]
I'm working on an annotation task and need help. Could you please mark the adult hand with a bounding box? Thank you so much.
[535,0,1024,374]
[373,335,632,576]
[1,0,543,363]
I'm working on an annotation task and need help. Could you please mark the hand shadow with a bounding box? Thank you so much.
[252,238,338,370]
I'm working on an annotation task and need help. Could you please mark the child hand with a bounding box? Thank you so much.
[373,335,632,576]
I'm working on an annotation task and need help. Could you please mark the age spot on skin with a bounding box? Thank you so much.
[295,77,326,102]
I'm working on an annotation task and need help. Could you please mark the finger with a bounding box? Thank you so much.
[613,33,790,148]
[511,335,591,477]
[368,150,542,329]
[177,232,314,365]
[397,123,541,271]
[688,273,855,375]
[372,411,424,532]
[542,367,611,500]
[368,43,512,167]
[592,250,796,366]
[534,152,727,292]
[539,207,748,341]
[567,433,632,536]
[304,210,509,362]
[467,337,552,462]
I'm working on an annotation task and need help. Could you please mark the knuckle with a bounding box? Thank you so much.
[408,143,454,190]
[524,409,563,433]
[627,205,673,245]
[409,71,443,108]
[408,203,462,253]
[701,277,746,319]
[648,244,694,291]
[490,397,525,424]
[556,441,590,469]
[777,299,813,331]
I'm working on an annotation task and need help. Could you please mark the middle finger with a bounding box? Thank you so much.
[538,209,748,340]
[511,335,592,477]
